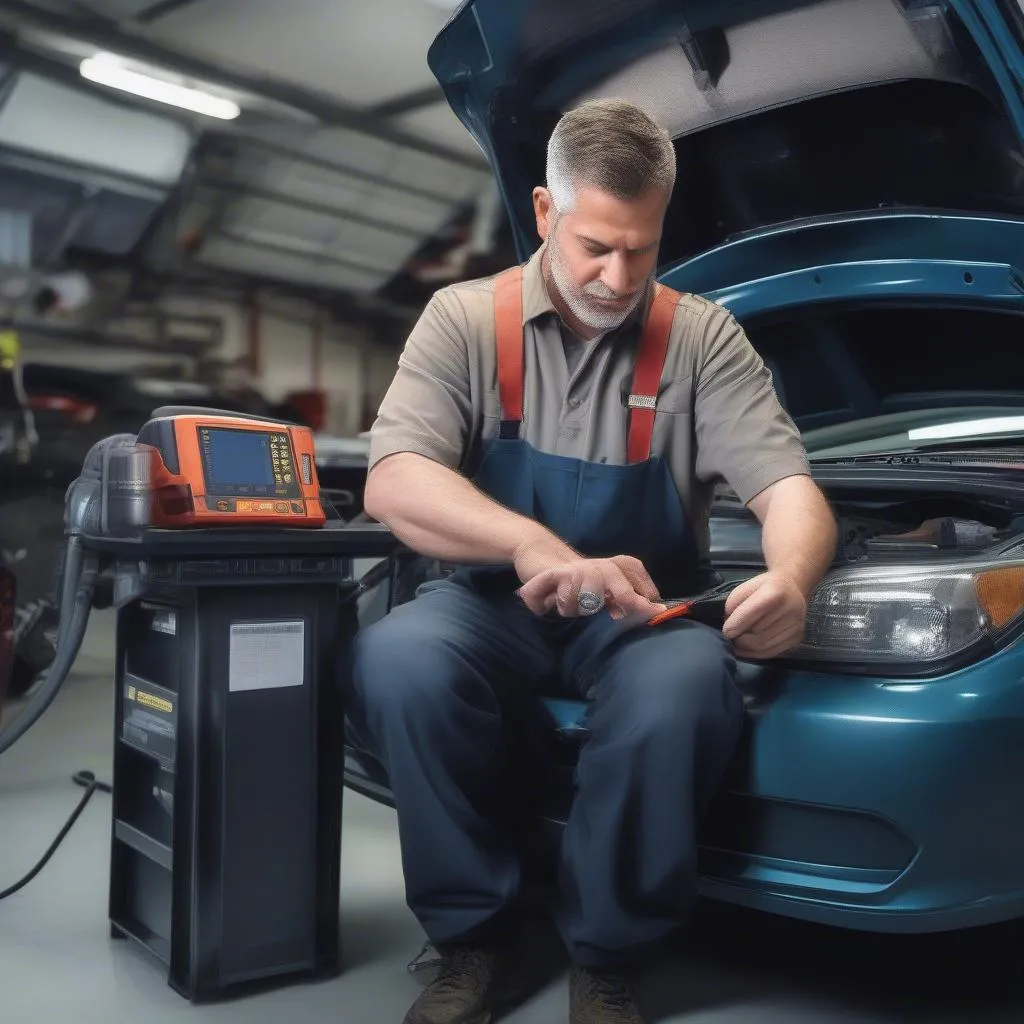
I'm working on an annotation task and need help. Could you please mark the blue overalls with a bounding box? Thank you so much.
[350,267,745,968]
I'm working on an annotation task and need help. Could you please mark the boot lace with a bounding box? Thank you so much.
[582,968,642,1020]
[432,945,495,999]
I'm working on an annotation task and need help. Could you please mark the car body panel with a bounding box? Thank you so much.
[555,634,1024,932]
[660,211,1024,317]
[427,0,1024,272]
[336,0,1024,935]
[697,637,1024,932]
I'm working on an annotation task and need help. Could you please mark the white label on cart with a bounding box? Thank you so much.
[141,602,177,635]
[228,621,305,692]
[152,609,177,636]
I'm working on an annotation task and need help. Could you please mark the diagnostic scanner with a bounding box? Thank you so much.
[135,407,325,528]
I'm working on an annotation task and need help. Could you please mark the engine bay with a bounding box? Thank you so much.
[709,491,1024,569]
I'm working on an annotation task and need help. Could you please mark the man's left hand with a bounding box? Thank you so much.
[722,571,808,660]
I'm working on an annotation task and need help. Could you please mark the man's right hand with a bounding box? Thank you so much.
[513,543,666,621]
[366,455,666,620]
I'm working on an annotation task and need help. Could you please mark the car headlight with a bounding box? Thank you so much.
[790,561,1024,672]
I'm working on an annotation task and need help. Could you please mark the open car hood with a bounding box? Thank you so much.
[429,0,1024,296]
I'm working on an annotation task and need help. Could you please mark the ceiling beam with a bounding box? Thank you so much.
[0,61,19,114]
[0,40,463,210]
[0,27,194,129]
[368,84,446,119]
[159,265,421,328]
[211,133,460,206]
[135,0,209,26]
[214,229,393,278]
[200,178,426,240]
[0,140,169,202]
[9,317,212,356]
[0,0,488,171]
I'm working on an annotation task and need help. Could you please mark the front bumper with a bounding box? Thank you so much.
[696,637,1024,932]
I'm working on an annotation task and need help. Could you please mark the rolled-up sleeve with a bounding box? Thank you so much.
[693,304,811,504]
[368,287,474,473]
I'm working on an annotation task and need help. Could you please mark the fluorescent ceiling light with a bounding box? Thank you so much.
[908,416,1024,441]
[80,52,240,120]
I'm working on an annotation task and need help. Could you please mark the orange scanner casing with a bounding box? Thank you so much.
[140,414,326,529]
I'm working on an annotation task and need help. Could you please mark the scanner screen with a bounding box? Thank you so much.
[199,427,299,498]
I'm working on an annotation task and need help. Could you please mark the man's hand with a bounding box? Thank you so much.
[722,571,808,660]
[514,544,667,621]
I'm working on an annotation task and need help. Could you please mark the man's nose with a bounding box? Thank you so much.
[602,253,631,296]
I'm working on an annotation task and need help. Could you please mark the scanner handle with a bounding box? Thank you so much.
[149,406,297,427]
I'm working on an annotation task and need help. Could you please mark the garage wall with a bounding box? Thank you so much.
[160,294,387,437]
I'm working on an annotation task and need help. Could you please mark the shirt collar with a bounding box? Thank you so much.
[521,243,557,323]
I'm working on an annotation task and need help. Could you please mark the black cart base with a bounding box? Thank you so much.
[90,525,395,1002]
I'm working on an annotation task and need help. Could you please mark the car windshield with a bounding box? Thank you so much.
[802,412,1024,460]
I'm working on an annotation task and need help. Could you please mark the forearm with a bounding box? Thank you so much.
[758,476,838,596]
[364,452,576,570]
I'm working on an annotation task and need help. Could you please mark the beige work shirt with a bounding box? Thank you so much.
[369,243,811,561]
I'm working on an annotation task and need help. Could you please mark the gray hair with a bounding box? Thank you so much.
[546,99,676,213]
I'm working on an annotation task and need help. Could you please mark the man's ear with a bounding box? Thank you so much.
[533,187,553,242]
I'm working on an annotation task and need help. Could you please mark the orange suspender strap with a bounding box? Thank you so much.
[627,284,680,464]
[493,266,525,439]
[494,266,678,458]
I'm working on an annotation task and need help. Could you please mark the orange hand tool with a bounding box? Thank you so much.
[647,600,695,627]
[645,580,740,630]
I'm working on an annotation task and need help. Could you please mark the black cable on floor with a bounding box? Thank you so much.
[0,770,111,902]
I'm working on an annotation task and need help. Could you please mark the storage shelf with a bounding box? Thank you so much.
[111,914,171,966]
[107,566,347,1000]
[114,819,173,872]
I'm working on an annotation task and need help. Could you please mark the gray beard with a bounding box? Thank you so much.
[547,231,648,335]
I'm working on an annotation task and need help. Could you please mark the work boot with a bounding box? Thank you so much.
[569,964,646,1024]
[403,935,526,1024]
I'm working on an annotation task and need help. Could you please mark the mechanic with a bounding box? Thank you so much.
[349,99,838,1024]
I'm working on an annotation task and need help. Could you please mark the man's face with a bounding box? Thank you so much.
[533,183,666,334]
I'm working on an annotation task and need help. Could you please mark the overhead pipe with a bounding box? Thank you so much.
[4,319,211,356]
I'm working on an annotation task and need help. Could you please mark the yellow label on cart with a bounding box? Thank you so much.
[135,690,173,715]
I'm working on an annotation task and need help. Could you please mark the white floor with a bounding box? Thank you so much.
[2,612,1023,1024]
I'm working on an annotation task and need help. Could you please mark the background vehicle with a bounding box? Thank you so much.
[345,0,1024,937]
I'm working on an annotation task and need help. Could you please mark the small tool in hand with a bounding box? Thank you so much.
[646,580,740,630]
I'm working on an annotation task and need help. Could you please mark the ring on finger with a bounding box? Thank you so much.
[577,590,604,615]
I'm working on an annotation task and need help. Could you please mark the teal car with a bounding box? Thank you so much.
[344,0,1024,935]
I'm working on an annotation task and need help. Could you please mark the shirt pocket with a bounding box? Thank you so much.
[656,378,694,415]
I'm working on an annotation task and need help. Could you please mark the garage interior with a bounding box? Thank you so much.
[2,1,1024,1022]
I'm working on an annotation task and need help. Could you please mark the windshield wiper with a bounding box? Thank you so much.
[812,447,1024,468]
